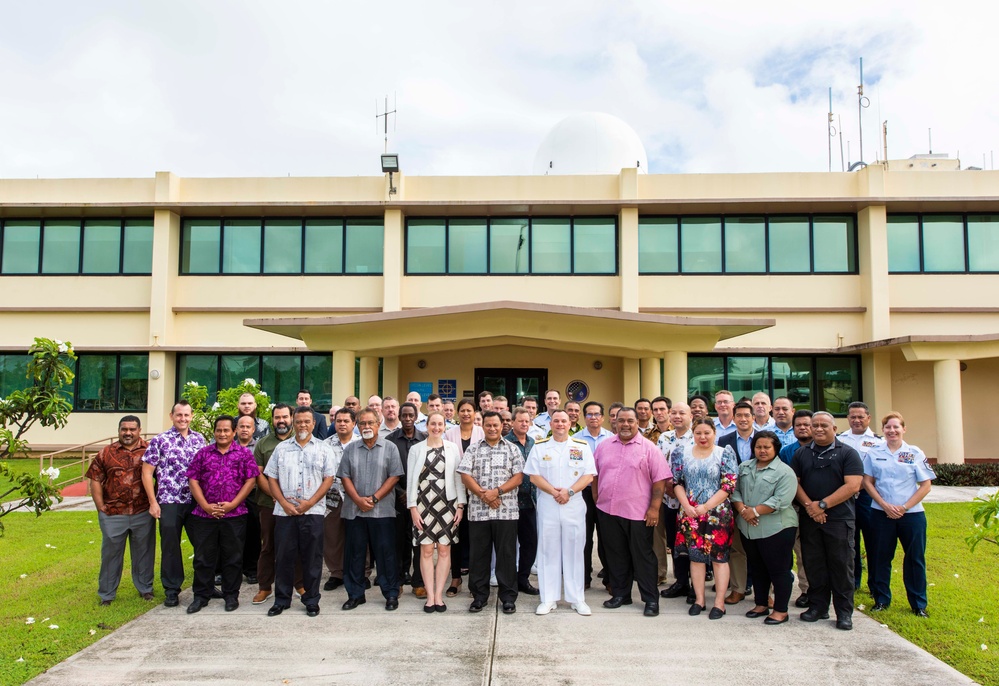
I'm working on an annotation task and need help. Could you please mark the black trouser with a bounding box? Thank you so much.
[452,516,470,578]
[664,504,689,589]
[742,527,796,613]
[345,516,398,601]
[242,500,261,576]
[188,514,246,601]
[274,514,324,607]
[468,520,518,604]
[517,508,538,587]
[855,490,876,592]
[158,502,193,596]
[597,509,658,603]
[582,486,606,583]
[394,509,418,584]
[800,517,855,618]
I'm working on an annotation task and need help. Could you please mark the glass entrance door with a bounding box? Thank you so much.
[474,368,548,406]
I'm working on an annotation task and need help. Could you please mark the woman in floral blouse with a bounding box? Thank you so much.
[671,418,738,620]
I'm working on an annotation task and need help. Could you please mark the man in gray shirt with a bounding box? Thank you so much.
[337,407,405,611]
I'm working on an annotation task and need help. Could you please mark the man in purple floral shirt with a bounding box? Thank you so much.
[141,400,207,607]
[185,415,259,613]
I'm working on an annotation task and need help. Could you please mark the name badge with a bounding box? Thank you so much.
[542,454,552,461]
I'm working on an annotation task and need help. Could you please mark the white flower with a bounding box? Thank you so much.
[25,618,34,625]
[983,644,989,651]
[977,487,999,499]
[55,339,63,346]
[89,541,94,544]
[954,574,960,578]
[980,617,985,623]
[89,629,96,635]
[188,554,194,559]
[857,604,865,610]
[243,378,257,387]
[86,520,93,523]
[259,391,268,397]
[40,467,60,481]
[16,657,24,663]
[186,381,200,387]
[211,402,220,410]
[48,624,58,630]
[268,403,275,410]
[19,574,27,579]
[57,343,69,353]
[928,583,935,587]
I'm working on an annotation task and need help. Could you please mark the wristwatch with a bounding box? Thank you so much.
[497,486,504,495]
[567,488,575,498]
[818,500,827,510]
[371,494,379,504]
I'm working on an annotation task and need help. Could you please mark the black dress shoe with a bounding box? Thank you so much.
[244,574,257,585]
[386,598,399,611]
[324,577,343,591]
[210,587,224,600]
[469,599,486,613]
[602,596,633,609]
[764,615,789,625]
[836,617,853,630]
[643,602,659,617]
[688,603,705,616]
[794,595,810,608]
[267,605,288,616]
[745,607,770,618]
[342,597,366,611]
[871,603,889,612]
[800,608,830,622]
[502,601,516,614]
[164,594,179,608]
[306,605,320,617]
[186,597,208,614]
[402,573,412,585]
[518,583,540,595]
[424,604,436,613]
[708,607,726,620]
[913,608,929,618]
[435,603,447,613]
[224,598,239,612]
[364,579,372,589]
[660,582,690,599]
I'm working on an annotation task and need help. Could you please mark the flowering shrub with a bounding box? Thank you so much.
[0,337,73,535]
[966,487,999,552]
[181,378,273,438]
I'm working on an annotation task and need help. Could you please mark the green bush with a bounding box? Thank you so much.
[932,463,999,487]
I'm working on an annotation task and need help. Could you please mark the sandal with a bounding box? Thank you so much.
[446,579,462,597]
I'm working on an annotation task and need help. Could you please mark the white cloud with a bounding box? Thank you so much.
[0,1,996,178]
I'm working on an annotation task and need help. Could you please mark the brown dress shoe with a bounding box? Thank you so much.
[253,589,273,604]
[140,592,154,601]
[414,586,427,598]
[724,591,745,605]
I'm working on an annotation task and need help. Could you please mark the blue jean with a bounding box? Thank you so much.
[869,509,928,610]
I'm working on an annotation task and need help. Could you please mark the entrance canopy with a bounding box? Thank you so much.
[245,301,774,357]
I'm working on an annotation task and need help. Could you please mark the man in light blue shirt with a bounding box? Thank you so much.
[772,397,797,448]
[752,392,777,432]
[579,400,613,588]
[712,390,737,442]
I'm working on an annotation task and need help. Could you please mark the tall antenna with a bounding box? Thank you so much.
[857,58,870,164]
[838,115,845,172]
[828,87,834,172]
[375,94,397,154]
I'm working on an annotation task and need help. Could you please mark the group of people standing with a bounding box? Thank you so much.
[85,384,935,629]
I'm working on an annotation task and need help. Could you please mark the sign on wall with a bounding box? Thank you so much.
[408,382,433,399]
[438,379,457,401]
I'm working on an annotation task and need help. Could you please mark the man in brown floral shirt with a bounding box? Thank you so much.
[86,415,154,606]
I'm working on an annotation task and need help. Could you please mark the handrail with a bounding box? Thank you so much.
[37,433,157,495]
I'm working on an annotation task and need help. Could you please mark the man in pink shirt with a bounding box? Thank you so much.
[593,407,671,617]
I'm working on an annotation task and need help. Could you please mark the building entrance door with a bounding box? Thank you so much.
[474,368,548,406]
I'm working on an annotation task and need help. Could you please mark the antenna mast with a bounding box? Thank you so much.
[857,58,870,164]
[375,94,398,154]
[828,87,834,172]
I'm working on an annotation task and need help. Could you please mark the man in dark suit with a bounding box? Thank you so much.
[716,401,755,604]
[297,389,328,439]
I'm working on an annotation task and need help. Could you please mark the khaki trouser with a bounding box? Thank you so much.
[728,528,748,595]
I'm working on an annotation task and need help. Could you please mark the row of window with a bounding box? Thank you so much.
[639,216,857,274]
[687,354,860,416]
[0,219,153,275]
[406,217,617,275]
[181,218,384,275]
[887,214,999,273]
[177,354,333,410]
[0,354,149,412]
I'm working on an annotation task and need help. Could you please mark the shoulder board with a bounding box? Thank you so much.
[570,437,587,445]
[873,433,883,440]
[536,437,551,444]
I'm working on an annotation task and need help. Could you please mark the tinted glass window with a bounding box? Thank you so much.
[531,218,571,273]
[967,215,999,272]
[448,219,487,274]
[768,217,810,273]
[724,217,765,273]
[638,217,679,273]
[407,219,446,273]
[345,220,383,274]
[813,216,855,272]
[887,216,920,272]
[304,220,343,273]
[122,220,154,274]
[489,218,529,274]
[222,220,261,274]
[82,221,121,274]
[680,217,722,273]
[922,215,965,272]
[573,218,616,274]
[182,221,221,274]
[41,221,81,274]
[263,220,302,274]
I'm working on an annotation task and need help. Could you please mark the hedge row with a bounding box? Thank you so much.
[932,463,999,487]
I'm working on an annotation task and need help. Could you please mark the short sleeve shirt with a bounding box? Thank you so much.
[523,437,596,502]
[141,427,207,504]
[263,436,336,517]
[252,432,287,509]
[594,434,671,521]
[658,429,694,507]
[337,438,405,520]
[86,438,150,515]
[186,443,259,518]
[791,439,864,520]
[863,441,936,513]
[457,438,524,522]
[323,433,359,508]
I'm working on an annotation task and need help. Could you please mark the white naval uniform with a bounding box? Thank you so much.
[523,436,597,606]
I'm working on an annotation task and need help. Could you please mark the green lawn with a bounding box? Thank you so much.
[856,502,999,685]
[0,511,193,686]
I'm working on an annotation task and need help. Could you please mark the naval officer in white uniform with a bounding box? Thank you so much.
[523,409,597,616]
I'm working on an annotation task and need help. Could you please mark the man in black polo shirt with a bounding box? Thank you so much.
[385,402,427,594]
[790,411,863,631]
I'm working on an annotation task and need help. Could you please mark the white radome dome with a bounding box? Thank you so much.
[533,112,648,175]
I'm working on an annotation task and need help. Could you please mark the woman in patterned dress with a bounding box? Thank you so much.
[671,417,739,620]
[408,412,467,612]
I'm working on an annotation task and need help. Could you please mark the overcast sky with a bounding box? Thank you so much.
[1,1,995,179]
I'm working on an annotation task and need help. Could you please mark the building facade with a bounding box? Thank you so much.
[1,164,997,462]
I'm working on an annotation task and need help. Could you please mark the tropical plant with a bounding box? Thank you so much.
[966,487,999,552]
[180,378,273,438]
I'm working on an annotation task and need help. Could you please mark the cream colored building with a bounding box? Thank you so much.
[1,162,997,463]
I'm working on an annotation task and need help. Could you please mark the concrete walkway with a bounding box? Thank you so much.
[26,487,984,685]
